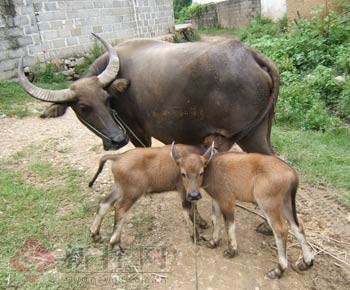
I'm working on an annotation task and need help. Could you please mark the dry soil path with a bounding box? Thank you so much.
[1,106,349,290]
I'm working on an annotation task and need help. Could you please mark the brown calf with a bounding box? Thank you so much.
[171,145,314,279]
[89,144,213,250]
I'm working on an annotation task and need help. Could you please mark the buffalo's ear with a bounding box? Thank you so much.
[108,78,130,93]
[40,104,68,118]
[170,141,182,162]
[202,141,215,166]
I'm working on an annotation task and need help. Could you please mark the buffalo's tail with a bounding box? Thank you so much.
[229,46,280,147]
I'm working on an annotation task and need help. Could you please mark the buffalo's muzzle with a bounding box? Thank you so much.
[187,191,202,202]
[112,134,128,144]
[103,134,129,150]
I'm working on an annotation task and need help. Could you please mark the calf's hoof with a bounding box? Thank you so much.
[198,220,210,229]
[193,235,208,245]
[256,222,273,236]
[111,243,125,254]
[223,248,237,258]
[91,234,102,243]
[266,265,284,279]
[297,259,314,271]
[206,239,219,249]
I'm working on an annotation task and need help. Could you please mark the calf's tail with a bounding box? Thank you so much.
[289,175,300,227]
[88,154,120,187]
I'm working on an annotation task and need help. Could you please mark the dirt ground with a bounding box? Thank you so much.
[1,104,349,290]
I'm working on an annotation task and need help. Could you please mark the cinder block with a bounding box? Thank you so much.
[28,43,42,54]
[52,38,66,48]
[24,24,39,35]
[38,11,65,22]
[42,30,59,41]
[1,58,18,71]
[67,37,79,46]
[8,46,25,58]
[17,36,33,47]
[93,26,103,33]
[38,22,50,31]
[14,15,29,26]
[44,2,57,11]
[71,28,82,36]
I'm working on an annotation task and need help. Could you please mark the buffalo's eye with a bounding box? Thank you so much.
[79,104,92,113]
[181,173,186,178]
[199,171,204,176]
[105,97,112,106]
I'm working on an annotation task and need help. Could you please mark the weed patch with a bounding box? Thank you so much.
[272,126,350,204]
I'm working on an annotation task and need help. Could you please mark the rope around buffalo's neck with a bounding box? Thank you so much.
[192,203,199,290]
[111,109,147,147]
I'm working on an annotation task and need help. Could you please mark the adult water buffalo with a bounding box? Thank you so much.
[19,34,279,154]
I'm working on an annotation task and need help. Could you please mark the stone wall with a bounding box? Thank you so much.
[0,0,174,80]
[191,0,260,29]
[286,0,334,20]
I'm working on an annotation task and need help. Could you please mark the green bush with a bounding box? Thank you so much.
[32,63,65,83]
[239,6,350,130]
[174,0,192,22]
[176,3,216,24]
[74,41,104,76]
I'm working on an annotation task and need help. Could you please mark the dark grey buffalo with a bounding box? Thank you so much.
[19,34,279,154]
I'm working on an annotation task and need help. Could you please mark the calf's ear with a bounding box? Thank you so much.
[170,141,182,162]
[202,141,215,166]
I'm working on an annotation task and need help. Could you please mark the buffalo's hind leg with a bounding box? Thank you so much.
[236,116,273,155]
[238,118,274,235]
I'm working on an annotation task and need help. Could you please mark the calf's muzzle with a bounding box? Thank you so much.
[187,191,202,202]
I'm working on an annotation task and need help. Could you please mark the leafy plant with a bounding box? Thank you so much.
[239,6,350,130]
[74,41,105,77]
[32,63,66,83]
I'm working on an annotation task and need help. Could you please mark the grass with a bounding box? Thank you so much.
[0,148,92,289]
[198,27,239,36]
[0,143,158,289]
[272,126,350,205]
[0,80,70,118]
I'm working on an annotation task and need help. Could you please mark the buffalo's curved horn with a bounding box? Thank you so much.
[18,57,75,103]
[92,33,120,87]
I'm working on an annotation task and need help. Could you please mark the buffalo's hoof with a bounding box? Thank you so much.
[91,234,102,243]
[266,265,284,279]
[206,239,219,249]
[256,222,273,236]
[223,248,237,258]
[297,259,314,271]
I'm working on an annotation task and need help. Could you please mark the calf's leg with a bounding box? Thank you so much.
[283,204,314,270]
[90,185,121,242]
[109,197,137,250]
[207,199,222,248]
[221,204,238,258]
[263,208,289,279]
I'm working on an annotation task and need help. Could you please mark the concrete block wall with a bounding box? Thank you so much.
[218,0,260,28]
[191,0,260,29]
[192,5,218,29]
[134,0,175,37]
[0,0,174,80]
